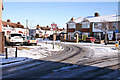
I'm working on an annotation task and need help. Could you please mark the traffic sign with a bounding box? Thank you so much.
[51,24,57,30]
[115,41,118,43]
[115,30,118,33]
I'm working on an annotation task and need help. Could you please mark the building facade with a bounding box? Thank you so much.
[2,19,29,36]
[67,13,120,40]
[36,25,66,38]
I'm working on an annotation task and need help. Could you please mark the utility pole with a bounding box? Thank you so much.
[26,20,28,38]
[115,10,119,49]
[115,11,118,41]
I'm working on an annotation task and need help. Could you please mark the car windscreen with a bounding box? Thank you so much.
[27,37,36,40]
[11,34,22,37]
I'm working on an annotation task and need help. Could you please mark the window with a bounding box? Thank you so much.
[94,23,102,28]
[68,23,75,28]
[11,34,22,37]
[112,23,116,28]
[93,23,102,32]
[82,23,90,28]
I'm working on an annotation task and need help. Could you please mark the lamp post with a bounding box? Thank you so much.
[115,10,118,41]
[26,20,28,39]
[114,10,119,49]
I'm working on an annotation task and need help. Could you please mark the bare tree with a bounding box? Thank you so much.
[96,20,109,45]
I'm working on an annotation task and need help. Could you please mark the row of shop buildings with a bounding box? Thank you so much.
[66,12,120,41]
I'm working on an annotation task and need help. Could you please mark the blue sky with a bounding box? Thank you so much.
[2,2,118,28]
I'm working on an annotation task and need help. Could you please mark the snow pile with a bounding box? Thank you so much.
[7,43,62,59]
[89,47,118,58]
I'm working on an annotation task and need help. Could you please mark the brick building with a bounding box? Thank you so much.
[67,12,120,41]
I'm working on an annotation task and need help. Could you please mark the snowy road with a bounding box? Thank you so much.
[2,43,120,80]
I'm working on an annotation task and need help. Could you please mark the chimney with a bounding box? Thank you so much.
[94,12,99,17]
[37,24,39,27]
[71,17,74,21]
[7,19,10,22]
[17,22,20,24]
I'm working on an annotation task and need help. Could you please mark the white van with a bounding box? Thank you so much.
[6,33,24,46]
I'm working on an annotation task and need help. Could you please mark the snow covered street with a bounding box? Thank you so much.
[1,41,119,65]
[1,41,120,79]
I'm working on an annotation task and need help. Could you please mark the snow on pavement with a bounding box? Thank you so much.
[0,43,62,64]
[64,42,119,58]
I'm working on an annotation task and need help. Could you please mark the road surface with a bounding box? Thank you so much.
[2,43,120,80]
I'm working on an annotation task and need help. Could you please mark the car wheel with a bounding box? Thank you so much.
[20,43,23,46]
[34,43,37,46]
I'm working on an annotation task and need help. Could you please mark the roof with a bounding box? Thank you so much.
[87,15,120,22]
[2,21,24,28]
[66,17,76,24]
[36,26,51,30]
[71,14,120,23]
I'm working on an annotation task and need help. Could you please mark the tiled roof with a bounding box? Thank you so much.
[36,26,51,30]
[2,21,24,28]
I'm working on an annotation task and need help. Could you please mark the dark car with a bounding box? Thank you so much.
[49,34,60,40]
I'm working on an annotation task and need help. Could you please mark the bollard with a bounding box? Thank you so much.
[5,48,8,59]
[53,42,54,49]
[59,43,60,49]
[15,47,17,58]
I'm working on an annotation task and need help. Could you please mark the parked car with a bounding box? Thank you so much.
[49,34,60,40]
[6,33,24,46]
[24,36,38,46]
[86,37,97,42]
[49,33,67,40]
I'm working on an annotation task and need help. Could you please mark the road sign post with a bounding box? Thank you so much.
[51,23,57,49]
[115,30,118,41]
